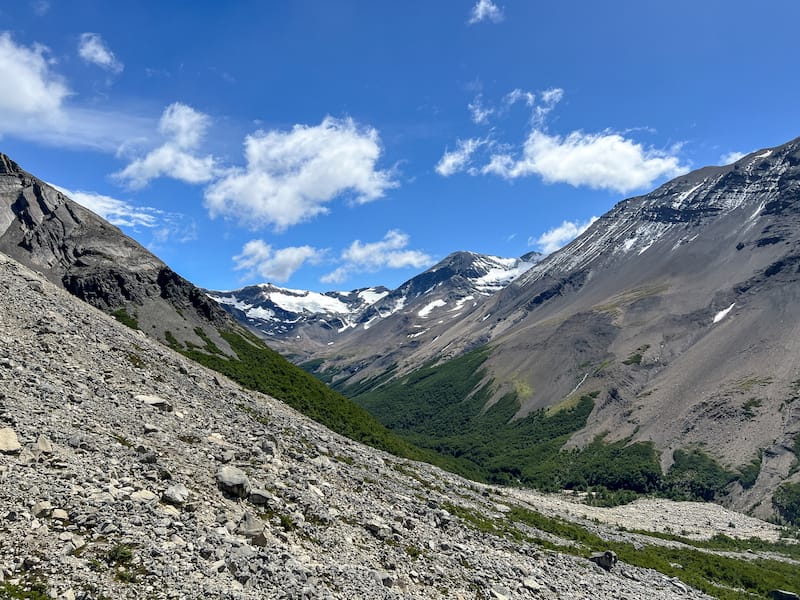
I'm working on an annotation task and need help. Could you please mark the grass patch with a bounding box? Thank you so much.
[110,308,139,330]
[177,328,422,460]
[622,344,650,366]
[447,501,800,599]
[0,581,51,600]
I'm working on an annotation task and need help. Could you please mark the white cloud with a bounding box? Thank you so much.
[504,88,535,108]
[115,102,217,188]
[435,138,485,177]
[53,184,196,248]
[321,230,432,284]
[468,94,493,124]
[31,1,50,16]
[205,116,396,231]
[469,0,504,24]
[720,151,746,165]
[484,129,688,193]
[233,239,324,283]
[529,217,599,254]
[78,33,123,74]
[0,33,69,129]
[532,87,563,125]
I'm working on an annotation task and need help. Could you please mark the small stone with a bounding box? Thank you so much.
[51,509,68,521]
[131,489,157,503]
[135,394,173,412]
[237,511,264,538]
[0,428,21,454]
[248,489,271,505]
[522,577,542,591]
[36,435,53,454]
[162,483,190,506]
[32,501,53,517]
[143,423,159,434]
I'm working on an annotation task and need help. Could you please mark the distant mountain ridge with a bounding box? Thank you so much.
[208,250,542,355]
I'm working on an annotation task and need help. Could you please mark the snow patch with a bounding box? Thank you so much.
[418,299,447,318]
[713,303,735,324]
[358,288,389,306]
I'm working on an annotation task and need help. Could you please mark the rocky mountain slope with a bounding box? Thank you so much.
[210,251,541,361]
[300,137,800,518]
[0,153,231,354]
[4,247,800,599]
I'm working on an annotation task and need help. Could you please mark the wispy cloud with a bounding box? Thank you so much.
[52,185,159,228]
[205,116,397,231]
[468,94,494,124]
[322,230,432,284]
[233,240,325,283]
[720,150,746,165]
[78,33,123,74]
[468,0,504,24]
[529,217,598,254]
[435,137,485,177]
[115,103,218,188]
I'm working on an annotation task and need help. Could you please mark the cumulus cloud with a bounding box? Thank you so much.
[115,103,217,188]
[0,33,69,130]
[322,230,432,284]
[484,129,688,193]
[529,217,599,254]
[205,116,396,231]
[468,0,504,24]
[78,33,123,73]
[435,138,485,177]
[233,239,323,283]
[720,150,746,165]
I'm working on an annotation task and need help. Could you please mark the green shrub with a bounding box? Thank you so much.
[110,308,139,330]
[773,482,800,525]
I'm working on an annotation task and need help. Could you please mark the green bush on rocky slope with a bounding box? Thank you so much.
[166,327,423,460]
[323,346,764,504]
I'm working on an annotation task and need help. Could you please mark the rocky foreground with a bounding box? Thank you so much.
[0,251,784,599]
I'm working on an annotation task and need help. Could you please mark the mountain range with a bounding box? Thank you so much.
[212,138,800,520]
[2,139,800,526]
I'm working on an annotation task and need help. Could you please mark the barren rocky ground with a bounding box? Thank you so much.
[0,252,796,599]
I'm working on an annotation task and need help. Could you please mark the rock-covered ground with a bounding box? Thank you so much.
[0,251,780,599]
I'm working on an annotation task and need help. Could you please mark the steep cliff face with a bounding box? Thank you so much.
[0,153,231,352]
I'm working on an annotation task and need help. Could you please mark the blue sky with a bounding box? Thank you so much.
[1,1,799,292]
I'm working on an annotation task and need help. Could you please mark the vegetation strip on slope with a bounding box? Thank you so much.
[164,326,423,460]
[334,346,775,509]
[445,499,800,600]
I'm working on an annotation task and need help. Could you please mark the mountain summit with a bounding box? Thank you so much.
[209,250,541,357]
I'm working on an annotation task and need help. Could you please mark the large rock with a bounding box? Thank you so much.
[216,466,251,498]
[589,550,618,572]
[0,428,21,454]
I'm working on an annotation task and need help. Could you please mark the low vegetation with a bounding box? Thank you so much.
[110,308,139,330]
[169,327,423,460]
[446,500,800,599]
[335,346,766,503]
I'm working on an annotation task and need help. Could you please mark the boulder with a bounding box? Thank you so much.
[162,484,190,506]
[0,428,21,454]
[589,550,618,571]
[216,466,251,498]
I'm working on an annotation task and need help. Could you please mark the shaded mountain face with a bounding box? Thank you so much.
[0,153,232,352]
[209,250,541,358]
[294,138,800,516]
